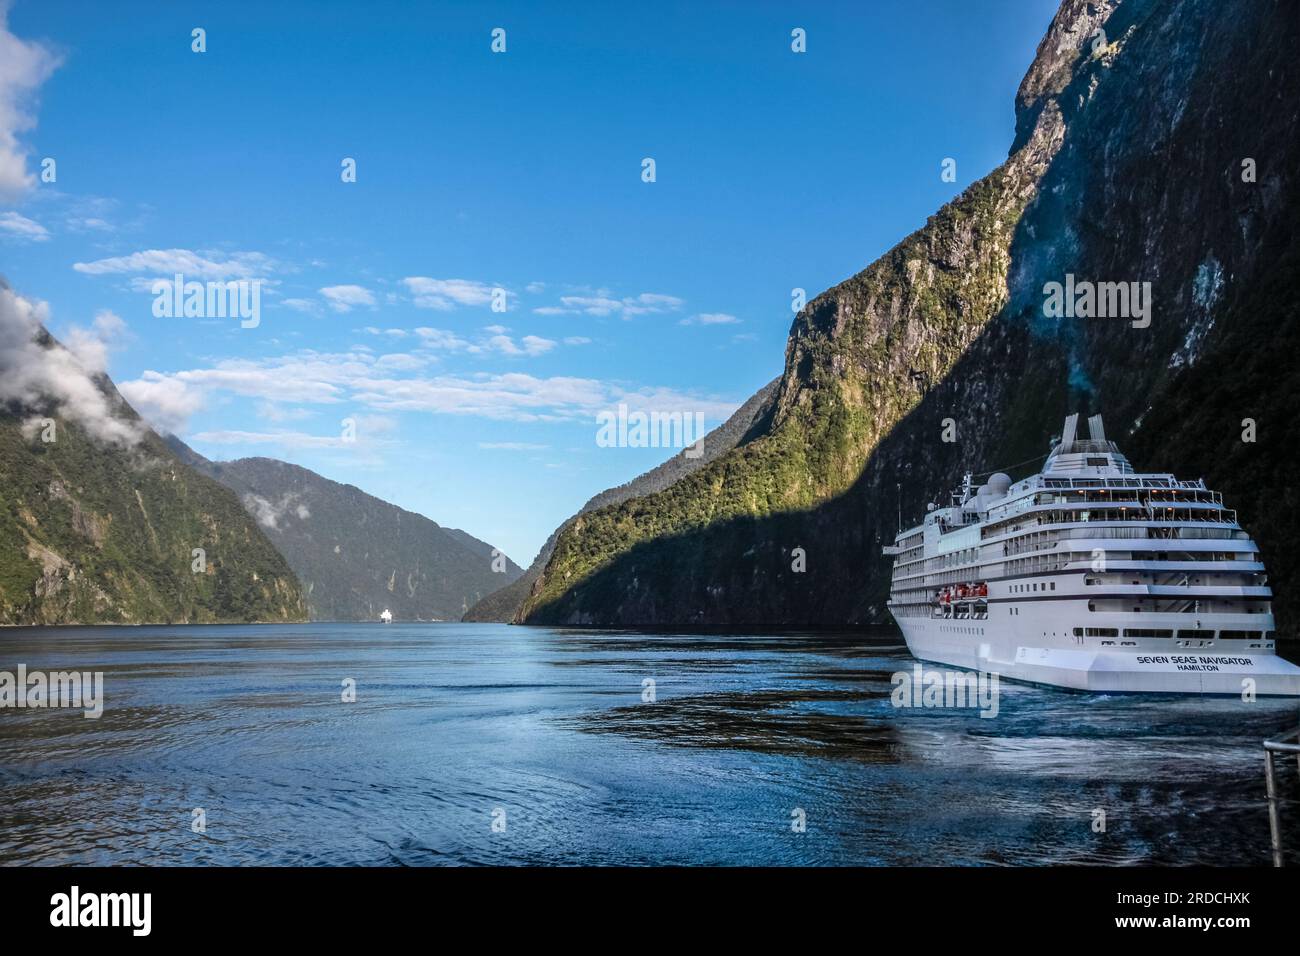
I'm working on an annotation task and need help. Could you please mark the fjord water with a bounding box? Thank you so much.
[1,624,1296,866]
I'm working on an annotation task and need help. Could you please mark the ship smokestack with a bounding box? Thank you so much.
[1087,414,1106,443]
[1059,413,1079,448]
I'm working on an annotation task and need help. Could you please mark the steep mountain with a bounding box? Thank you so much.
[463,378,779,622]
[173,447,524,621]
[0,294,306,624]
[520,0,1300,635]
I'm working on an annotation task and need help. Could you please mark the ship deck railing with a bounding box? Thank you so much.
[1264,726,1300,867]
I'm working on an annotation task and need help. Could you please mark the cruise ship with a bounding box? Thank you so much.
[884,413,1300,695]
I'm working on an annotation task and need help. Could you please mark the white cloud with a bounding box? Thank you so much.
[680,312,741,326]
[413,327,470,350]
[0,6,61,201]
[0,210,48,241]
[319,284,375,312]
[73,248,278,280]
[563,336,592,346]
[126,345,741,428]
[402,277,504,310]
[62,309,126,372]
[117,351,369,433]
[373,352,425,371]
[281,297,321,314]
[242,491,309,530]
[520,334,556,355]
[117,369,206,435]
[623,293,685,315]
[66,216,113,233]
[193,416,396,455]
[256,401,313,423]
[0,282,143,446]
[556,295,622,316]
[536,291,684,319]
[476,333,556,357]
[192,429,357,449]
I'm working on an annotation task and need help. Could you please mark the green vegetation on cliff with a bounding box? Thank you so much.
[521,0,1300,634]
[0,410,306,624]
[175,447,524,622]
[0,334,306,625]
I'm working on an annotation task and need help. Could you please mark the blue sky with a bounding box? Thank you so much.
[0,0,1058,565]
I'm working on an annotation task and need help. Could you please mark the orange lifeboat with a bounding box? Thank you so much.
[975,582,989,598]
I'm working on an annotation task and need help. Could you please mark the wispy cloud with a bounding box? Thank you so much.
[281,297,321,314]
[190,413,398,455]
[190,429,360,449]
[367,324,563,359]
[73,248,279,280]
[402,277,505,310]
[477,333,555,357]
[680,312,740,325]
[534,290,684,319]
[319,284,376,312]
[256,401,314,423]
[412,327,469,349]
[123,345,741,430]
[65,216,113,233]
[0,210,48,241]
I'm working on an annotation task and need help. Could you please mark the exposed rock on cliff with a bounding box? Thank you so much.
[520,0,1300,634]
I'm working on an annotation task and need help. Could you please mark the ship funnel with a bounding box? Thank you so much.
[1059,413,1079,449]
[1087,414,1106,443]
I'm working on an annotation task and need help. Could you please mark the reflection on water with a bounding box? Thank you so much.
[0,623,1296,866]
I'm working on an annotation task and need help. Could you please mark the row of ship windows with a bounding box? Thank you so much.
[1042,478,1182,489]
[894,534,1253,570]
[1010,582,1056,593]
[892,549,1255,581]
[984,507,1236,538]
[1072,627,1273,640]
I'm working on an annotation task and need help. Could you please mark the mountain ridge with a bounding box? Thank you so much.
[0,288,306,625]
[173,444,525,622]
[463,377,780,623]
[518,0,1300,634]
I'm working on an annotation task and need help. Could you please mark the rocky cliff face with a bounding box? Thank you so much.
[178,450,524,622]
[0,337,306,625]
[520,0,1300,634]
[464,378,780,622]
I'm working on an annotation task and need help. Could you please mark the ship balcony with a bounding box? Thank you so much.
[1098,560,1265,573]
[1079,584,1272,599]
[1082,600,1272,622]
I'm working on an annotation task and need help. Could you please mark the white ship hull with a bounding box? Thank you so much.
[885,413,1300,697]
[897,616,1300,696]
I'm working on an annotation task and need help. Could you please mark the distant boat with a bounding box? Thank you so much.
[379,609,393,623]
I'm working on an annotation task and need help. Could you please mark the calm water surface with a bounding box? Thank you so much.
[1,623,1296,866]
